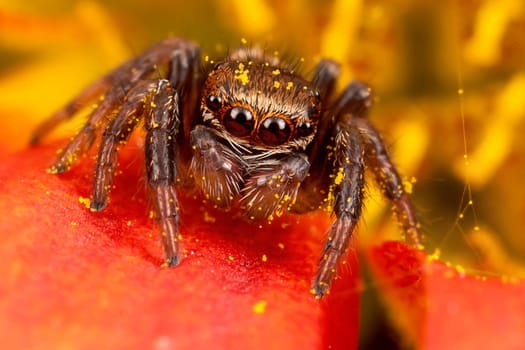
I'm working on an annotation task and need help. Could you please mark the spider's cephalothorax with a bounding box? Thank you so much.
[31,38,422,297]
[191,57,321,218]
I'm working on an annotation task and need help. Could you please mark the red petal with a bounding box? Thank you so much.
[0,144,359,349]
[367,241,525,349]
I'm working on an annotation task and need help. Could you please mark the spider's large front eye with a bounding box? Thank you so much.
[224,107,254,137]
[258,116,291,146]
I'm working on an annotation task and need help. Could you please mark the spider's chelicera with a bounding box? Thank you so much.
[31,38,422,297]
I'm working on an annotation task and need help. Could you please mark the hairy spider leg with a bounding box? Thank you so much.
[44,62,160,174]
[145,40,201,267]
[339,81,422,246]
[30,55,154,147]
[312,113,365,297]
[90,80,159,212]
[311,81,423,296]
[144,81,181,267]
[166,43,202,146]
[33,38,199,174]
[309,60,340,163]
[358,119,422,246]
[312,59,340,107]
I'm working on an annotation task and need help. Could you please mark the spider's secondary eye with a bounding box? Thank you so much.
[259,117,291,146]
[224,107,254,137]
[297,121,313,137]
[206,95,222,111]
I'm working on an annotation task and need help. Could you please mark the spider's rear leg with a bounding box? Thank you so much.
[312,115,365,297]
[34,38,200,173]
[144,81,181,266]
[338,81,422,246]
[357,118,423,246]
[46,87,128,174]
[90,80,162,211]
[312,59,340,106]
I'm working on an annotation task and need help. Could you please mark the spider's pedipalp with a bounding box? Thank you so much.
[241,154,310,220]
[189,125,245,208]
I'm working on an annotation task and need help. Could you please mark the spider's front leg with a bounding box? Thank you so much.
[312,114,365,297]
[144,80,182,266]
[311,81,422,297]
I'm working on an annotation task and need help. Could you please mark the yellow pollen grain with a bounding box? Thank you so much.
[334,167,345,185]
[277,243,285,250]
[241,37,248,45]
[402,178,413,194]
[252,300,267,314]
[234,63,250,85]
[203,211,216,223]
[228,255,235,261]
[272,69,281,75]
[456,265,466,276]
[262,254,268,262]
[286,82,293,90]
[78,196,91,209]
[70,221,77,227]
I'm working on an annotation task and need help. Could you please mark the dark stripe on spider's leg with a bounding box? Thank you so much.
[90,81,159,212]
[312,116,365,297]
[144,81,181,267]
[356,118,423,246]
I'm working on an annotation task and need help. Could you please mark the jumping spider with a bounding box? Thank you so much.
[31,38,422,297]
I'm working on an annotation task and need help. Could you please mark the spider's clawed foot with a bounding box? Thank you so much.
[311,243,345,298]
[89,199,107,213]
[163,254,181,268]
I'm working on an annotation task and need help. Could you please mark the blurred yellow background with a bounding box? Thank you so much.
[1,0,524,344]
